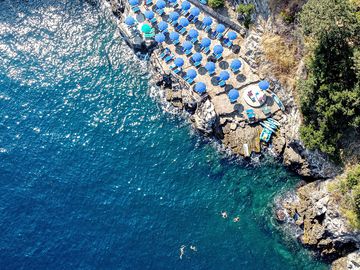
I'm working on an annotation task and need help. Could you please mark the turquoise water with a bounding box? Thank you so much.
[0,1,328,269]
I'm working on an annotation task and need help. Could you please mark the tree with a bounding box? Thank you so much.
[208,0,224,9]
[236,4,255,29]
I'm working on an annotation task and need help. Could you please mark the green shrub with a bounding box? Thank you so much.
[236,3,255,29]
[280,9,295,24]
[208,0,224,9]
[346,165,360,189]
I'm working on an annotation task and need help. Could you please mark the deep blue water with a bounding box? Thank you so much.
[0,1,328,269]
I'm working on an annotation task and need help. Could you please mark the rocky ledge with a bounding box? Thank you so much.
[276,180,360,265]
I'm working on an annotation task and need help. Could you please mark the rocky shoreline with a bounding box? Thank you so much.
[100,0,359,267]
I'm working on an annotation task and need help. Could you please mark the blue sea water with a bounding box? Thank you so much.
[0,1,328,269]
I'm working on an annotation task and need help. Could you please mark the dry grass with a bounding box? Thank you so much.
[260,33,299,92]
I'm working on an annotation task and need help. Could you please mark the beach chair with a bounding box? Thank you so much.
[223,38,232,47]
[199,0,207,4]
[179,27,186,35]
[246,109,256,123]
[164,54,174,63]
[132,6,140,12]
[203,46,210,54]
[216,33,223,40]
[181,10,190,16]
[218,80,226,87]
[262,106,271,117]
[161,29,169,35]
[173,39,180,45]
[231,66,240,73]
[156,8,164,15]
[159,48,170,59]
[214,53,222,60]
[193,61,201,67]
[146,0,153,5]
[186,77,194,84]
[170,2,178,7]
[174,68,182,74]
[150,17,157,24]
[185,49,192,56]
[190,37,198,44]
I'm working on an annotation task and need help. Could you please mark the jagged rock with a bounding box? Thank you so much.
[331,251,360,270]
[272,136,286,156]
[282,145,311,177]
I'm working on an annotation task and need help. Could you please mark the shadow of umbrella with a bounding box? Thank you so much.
[194,44,201,52]
[211,77,219,86]
[219,61,229,70]
[195,22,202,30]
[232,45,241,54]
[165,38,172,45]
[198,67,207,75]
[207,55,216,62]
[234,103,244,114]
[236,74,246,83]
[224,84,233,91]
[175,47,184,55]
[136,13,145,23]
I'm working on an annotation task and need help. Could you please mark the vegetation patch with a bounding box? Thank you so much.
[236,3,255,29]
[298,0,360,159]
[208,0,224,9]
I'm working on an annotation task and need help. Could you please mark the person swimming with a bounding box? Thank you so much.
[179,245,186,259]
[190,245,197,252]
[233,216,240,222]
[221,211,228,218]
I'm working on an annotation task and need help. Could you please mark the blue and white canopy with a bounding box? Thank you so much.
[200,37,211,47]
[179,18,189,27]
[158,21,168,31]
[216,24,225,33]
[190,7,200,17]
[187,69,197,79]
[228,89,239,102]
[181,1,191,10]
[192,52,202,62]
[188,29,199,38]
[155,33,165,43]
[205,62,215,72]
[156,0,166,9]
[182,41,193,50]
[174,57,184,67]
[258,80,270,90]
[202,16,212,26]
[230,59,242,70]
[227,31,237,40]
[169,31,180,41]
[195,82,206,93]
[169,11,180,21]
[125,16,136,26]
[213,45,224,55]
[144,10,155,19]
[219,70,230,81]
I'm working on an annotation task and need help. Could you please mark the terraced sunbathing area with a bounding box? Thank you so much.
[121,0,285,125]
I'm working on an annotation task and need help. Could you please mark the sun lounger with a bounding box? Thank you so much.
[146,0,152,5]
[159,49,170,59]
[132,6,140,12]
[208,70,215,76]
[231,66,239,73]
[194,61,201,67]
[214,53,222,60]
[218,80,226,87]
[174,68,181,74]
[246,109,256,123]
[173,39,180,45]
[186,77,194,84]
[179,27,186,35]
[190,37,198,44]
[185,49,192,56]
[156,8,164,15]
[199,0,207,4]
[150,17,157,24]
[164,55,174,63]
[272,94,285,111]
[216,33,223,40]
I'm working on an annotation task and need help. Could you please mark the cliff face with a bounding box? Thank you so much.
[277,180,360,265]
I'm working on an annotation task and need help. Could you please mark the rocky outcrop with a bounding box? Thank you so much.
[191,99,217,135]
[277,181,360,262]
[331,251,360,270]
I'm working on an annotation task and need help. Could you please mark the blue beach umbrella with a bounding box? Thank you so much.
[144,10,155,20]
[181,1,191,11]
[202,16,212,26]
[125,16,136,26]
[169,31,180,41]
[190,7,200,17]
[179,18,189,27]
[155,33,165,43]
[201,38,211,47]
[195,82,206,93]
[219,70,230,81]
[228,89,239,102]
[200,37,211,47]
[227,31,237,40]
[230,59,242,70]
[188,29,199,39]
[205,62,215,72]
[158,21,168,31]
[168,0,177,3]
[129,0,139,6]
[259,80,270,90]
[187,69,197,79]
[216,24,225,33]
[174,57,184,67]
[213,45,224,55]
[182,41,193,50]
[192,52,202,62]
[156,0,166,9]
[169,11,180,21]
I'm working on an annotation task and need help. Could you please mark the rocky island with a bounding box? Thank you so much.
[102,0,359,267]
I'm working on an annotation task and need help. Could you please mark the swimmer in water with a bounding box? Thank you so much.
[190,245,197,252]
[179,245,186,259]
[233,216,240,222]
[221,211,228,218]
